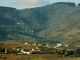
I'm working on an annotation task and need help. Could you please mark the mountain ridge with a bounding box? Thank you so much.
[0,2,80,46]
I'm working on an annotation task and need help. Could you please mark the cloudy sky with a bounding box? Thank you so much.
[0,0,80,9]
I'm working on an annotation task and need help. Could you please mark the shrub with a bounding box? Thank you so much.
[0,48,5,53]
[74,47,80,57]
[17,46,22,48]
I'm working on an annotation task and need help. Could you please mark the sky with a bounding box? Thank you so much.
[0,0,80,9]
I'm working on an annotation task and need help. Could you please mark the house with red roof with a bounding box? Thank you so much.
[57,49,66,54]
[5,48,13,53]
[21,49,32,55]
[32,47,51,54]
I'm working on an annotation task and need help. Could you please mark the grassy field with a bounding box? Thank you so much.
[0,53,80,60]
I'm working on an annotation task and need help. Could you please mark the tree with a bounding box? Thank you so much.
[0,48,5,53]
[74,47,80,57]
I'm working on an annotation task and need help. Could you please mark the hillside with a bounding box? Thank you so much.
[0,2,80,46]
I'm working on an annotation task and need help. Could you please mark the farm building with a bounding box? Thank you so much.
[32,47,51,54]
[5,48,13,53]
[57,49,66,54]
[21,49,32,55]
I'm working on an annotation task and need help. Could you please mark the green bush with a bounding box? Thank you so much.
[17,46,22,48]
[74,47,80,57]
[0,48,5,53]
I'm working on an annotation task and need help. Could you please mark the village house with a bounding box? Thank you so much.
[64,45,69,47]
[47,44,52,47]
[25,42,29,44]
[51,50,56,54]
[17,48,21,52]
[5,48,13,53]
[57,43,62,47]
[55,43,64,48]
[31,49,41,54]
[57,49,66,54]
[21,49,32,55]
[34,42,38,45]
[13,48,21,52]
[29,42,34,45]
[32,47,51,54]
[40,49,51,54]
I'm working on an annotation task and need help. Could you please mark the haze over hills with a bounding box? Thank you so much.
[0,2,80,46]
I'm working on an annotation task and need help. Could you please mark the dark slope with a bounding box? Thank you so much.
[0,2,80,46]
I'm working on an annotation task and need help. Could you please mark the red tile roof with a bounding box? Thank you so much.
[58,49,66,51]
[5,48,13,49]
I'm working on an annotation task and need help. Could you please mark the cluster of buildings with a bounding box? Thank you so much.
[55,43,69,48]
[24,42,46,46]
[24,42,69,48]
[4,42,70,55]
[5,47,56,55]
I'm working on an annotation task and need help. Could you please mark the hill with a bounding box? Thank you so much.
[0,2,80,46]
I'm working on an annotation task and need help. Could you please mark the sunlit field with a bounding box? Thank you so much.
[0,54,80,60]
